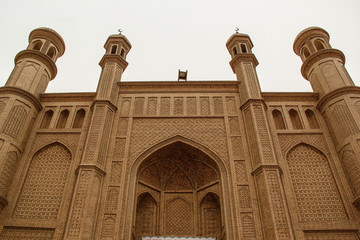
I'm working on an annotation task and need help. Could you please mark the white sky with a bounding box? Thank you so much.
[0,0,359,93]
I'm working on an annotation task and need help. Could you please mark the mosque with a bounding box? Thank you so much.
[0,26,359,239]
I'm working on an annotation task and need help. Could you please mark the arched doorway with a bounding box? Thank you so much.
[134,142,222,239]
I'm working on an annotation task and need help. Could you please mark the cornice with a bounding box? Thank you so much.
[15,50,57,80]
[301,49,345,79]
[118,81,239,93]
[262,92,319,102]
[316,86,360,110]
[251,164,283,176]
[76,164,106,176]
[40,92,96,102]
[0,87,42,111]
[91,99,117,111]
[239,98,265,110]
[99,54,128,70]
[229,54,258,73]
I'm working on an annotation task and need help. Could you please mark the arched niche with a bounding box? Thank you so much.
[132,140,226,239]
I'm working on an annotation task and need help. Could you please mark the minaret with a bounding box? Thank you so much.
[0,28,65,209]
[227,33,294,239]
[65,33,131,239]
[294,27,360,209]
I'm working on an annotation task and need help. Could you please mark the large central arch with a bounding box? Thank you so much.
[125,136,232,240]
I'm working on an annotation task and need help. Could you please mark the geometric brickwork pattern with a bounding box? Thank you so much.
[0,100,5,115]
[241,214,256,239]
[234,160,247,183]
[166,198,192,235]
[0,151,18,197]
[84,105,105,164]
[331,103,359,139]
[287,144,348,221]
[200,98,210,115]
[244,108,260,166]
[129,118,228,169]
[110,162,123,184]
[238,185,251,208]
[0,227,54,240]
[2,105,27,139]
[29,132,80,158]
[174,98,183,115]
[187,97,197,115]
[97,109,113,166]
[304,230,359,240]
[254,106,274,163]
[102,215,116,239]
[13,143,71,219]
[278,133,328,157]
[68,171,91,237]
[341,149,360,197]
[266,171,290,239]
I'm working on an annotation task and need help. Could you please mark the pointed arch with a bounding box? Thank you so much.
[46,46,56,59]
[126,135,233,238]
[135,192,157,235]
[289,109,303,129]
[56,109,69,128]
[40,109,54,128]
[33,40,43,51]
[111,45,117,54]
[72,109,86,128]
[132,135,226,174]
[272,109,286,129]
[305,109,319,129]
[314,39,325,51]
[14,142,72,219]
[200,192,221,236]
[286,143,347,222]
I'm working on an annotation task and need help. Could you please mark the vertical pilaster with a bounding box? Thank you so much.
[227,33,294,239]
[65,33,131,239]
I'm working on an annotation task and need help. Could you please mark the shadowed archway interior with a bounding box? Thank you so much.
[134,142,222,239]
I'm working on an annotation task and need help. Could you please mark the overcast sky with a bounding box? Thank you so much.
[0,0,359,93]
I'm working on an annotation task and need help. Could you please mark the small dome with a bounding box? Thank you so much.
[293,26,329,55]
[29,27,65,56]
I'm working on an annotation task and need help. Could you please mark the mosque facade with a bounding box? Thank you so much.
[0,27,359,239]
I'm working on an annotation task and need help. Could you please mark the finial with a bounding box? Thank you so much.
[235,27,239,33]
[118,29,123,35]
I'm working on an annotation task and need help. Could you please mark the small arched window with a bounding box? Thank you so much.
[120,48,125,57]
[314,40,325,51]
[40,110,54,129]
[305,109,319,129]
[302,47,310,59]
[111,45,117,54]
[272,109,286,129]
[289,109,303,129]
[56,109,69,128]
[47,47,56,59]
[73,109,86,128]
[33,41,42,51]
[241,44,247,53]
[233,47,238,56]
